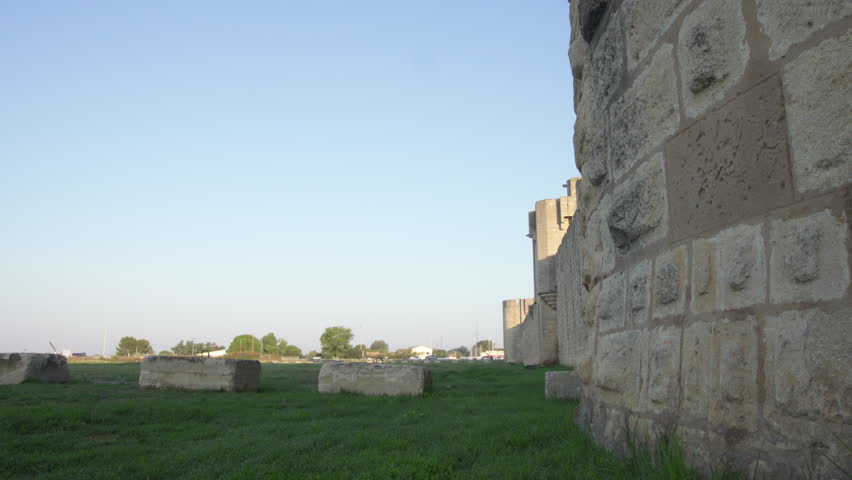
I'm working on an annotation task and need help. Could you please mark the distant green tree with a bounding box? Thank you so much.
[450,345,470,357]
[227,334,261,353]
[172,340,225,355]
[158,350,172,355]
[306,350,320,359]
[353,344,367,358]
[261,333,280,356]
[115,337,153,357]
[369,340,389,352]
[474,340,494,356]
[282,345,302,357]
[276,339,288,354]
[390,348,413,361]
[433,349,449,358]
[320,326,354,359]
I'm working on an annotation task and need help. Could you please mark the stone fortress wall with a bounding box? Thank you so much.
[565,0,851,476]
[502,178,580,365]
[506,0,851,476]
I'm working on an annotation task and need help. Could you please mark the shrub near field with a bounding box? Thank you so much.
[0,362,741,479]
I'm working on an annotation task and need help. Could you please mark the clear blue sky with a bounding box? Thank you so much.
[0,1,578,355]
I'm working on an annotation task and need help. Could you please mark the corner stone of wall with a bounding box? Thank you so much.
[564,0,852,477]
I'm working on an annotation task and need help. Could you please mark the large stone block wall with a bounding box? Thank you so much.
[565,0,851,477]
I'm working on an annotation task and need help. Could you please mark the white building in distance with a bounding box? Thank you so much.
[410,346,432,359]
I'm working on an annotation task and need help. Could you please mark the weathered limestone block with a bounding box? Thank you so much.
[596,272,625,333]
[583,200,616,280]
[715,319,758,427]
[756,0,852,60]
[576,399,658,454]
[573,69,609,181]
[538,301,560,365]
[621,0,688,71]
[681,316,758,430]
[764,308,852,422]
[690,224,766,313]
[317,362,432,396]
[640,326,681,414]
[606,153,668,252]
[717,224,766,310]
[677,0,749,118]
[578,0,609,42]
[744,419,852,480]
[572,329,597,386]
[653,245,687,319]
[665,76,793,241]
[769,209,849,303]
[571,279,599,385]
[521,305,543,366]
[545,370,582,400]
[139,356,261,392]
[610,44,678,180]
[690,238,717,314]
[571,2,624,180]
[783,31,852,195]
[569,0,590,110]
[0,353,69,385]
[677,426,729,473]
[593,330,640,406]
[681,322,714,419]
[589,12,625,107]
[577,125,609,187]
[570,42,589,111]
[628,259,651,327]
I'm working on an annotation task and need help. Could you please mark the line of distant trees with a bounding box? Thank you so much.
[317,327,480,360]
[114,333,302,359]
[171,340,225,356]
[225,333,302,358]
[115,330,493,360]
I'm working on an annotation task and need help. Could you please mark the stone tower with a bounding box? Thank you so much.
[502,178,580,365]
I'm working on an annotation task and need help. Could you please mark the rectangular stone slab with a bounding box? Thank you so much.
[318,362,432,396]
[139,356,261,392]
[0,353,70,385]
[545,371,582,400]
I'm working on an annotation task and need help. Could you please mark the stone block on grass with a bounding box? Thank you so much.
[138,356,261,392]
[0,353,70,385]
[317,362,432,396]
[545,371,582,400]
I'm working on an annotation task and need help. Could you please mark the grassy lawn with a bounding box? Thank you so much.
[0,361,727,479]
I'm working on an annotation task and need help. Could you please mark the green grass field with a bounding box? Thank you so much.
[0,362,739,479]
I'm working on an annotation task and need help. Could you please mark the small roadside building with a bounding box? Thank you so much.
[410,346,432,359]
